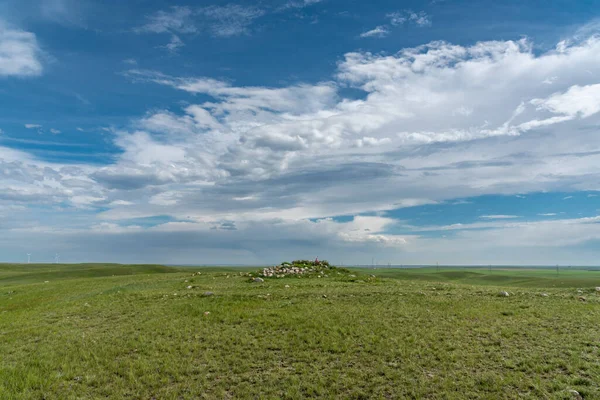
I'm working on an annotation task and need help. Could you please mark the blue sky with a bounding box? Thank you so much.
[1,0,600,265]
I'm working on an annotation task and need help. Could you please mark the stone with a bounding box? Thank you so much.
[578,296,586,302]
[541,293,549,297]
[253,277,264,283]
[204,311,210,316]
[499,291,510,297]
[186,285,193,289]
[203,291,214,297]
[285,285,290,288]
[596,287,600,292]
[322,294,327,298]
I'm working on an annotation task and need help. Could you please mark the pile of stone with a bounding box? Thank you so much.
[256,260,334,279]
[260,265,317,278]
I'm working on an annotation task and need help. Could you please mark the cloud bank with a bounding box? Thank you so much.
[3,32,600,263]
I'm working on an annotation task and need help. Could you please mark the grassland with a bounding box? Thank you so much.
[1,263,600,399]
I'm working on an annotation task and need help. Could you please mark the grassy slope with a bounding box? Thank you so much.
[361,267,600,288]
[1,265,600,399]
[0,263,178,286]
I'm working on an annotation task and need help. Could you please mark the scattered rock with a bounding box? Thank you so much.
[499,291,510,297]
[322,294,327,298]
[203,311,210,316]
[370,274,376,278]
[253,277,264,283]
[284,285,290,288]
[186,285,193,289]
[578,296,587,302]
[44,281,49,283]
[203,291,214,297]
[349,274,356,278]
[577,290,583,294]
[596,287,600,292]
[567,389,582,399]
[541,293,549,297]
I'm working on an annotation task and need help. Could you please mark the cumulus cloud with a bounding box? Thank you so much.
[5,31,600,263]
[0,20,43,77]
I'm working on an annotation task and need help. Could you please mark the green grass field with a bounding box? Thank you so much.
[2,263,600,399]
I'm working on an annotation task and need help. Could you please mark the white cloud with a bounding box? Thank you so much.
[6,31,600,263]
[360,26,389,38]
[0,21,43,77]
[162,34,184,53]
[50,128,61,134]
[25,124,42,129]
[538,213,557,216]
[135,6,196,35]
[109,200,134,206]
[479,215,519,219]
[531,83,600,118]
[198,5,265,37]
[135,4,266,51]
[387,10,431,27]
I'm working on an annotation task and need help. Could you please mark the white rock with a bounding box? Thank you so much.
[253,277,264,283]
[595,287,600,292]
[187,285,192,289]
[285,285,290,288]
[499,291,510,297]
[541,293,549,297]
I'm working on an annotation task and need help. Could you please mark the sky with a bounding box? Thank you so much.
[1,0,600,265]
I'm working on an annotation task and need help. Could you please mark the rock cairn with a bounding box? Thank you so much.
[253,260,342,279]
